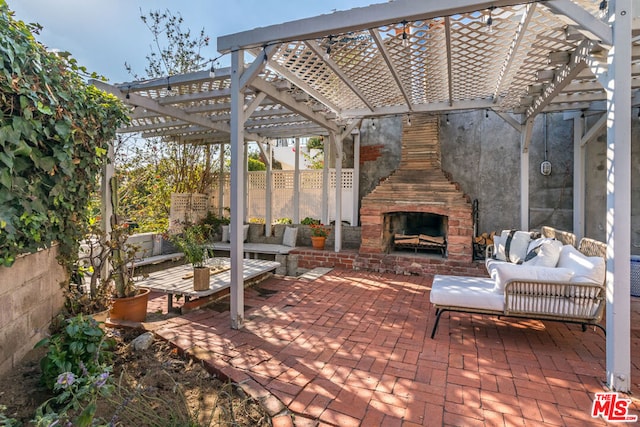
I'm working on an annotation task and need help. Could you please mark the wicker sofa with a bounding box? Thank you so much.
[429,226,607,338]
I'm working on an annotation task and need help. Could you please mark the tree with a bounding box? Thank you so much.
[119,9,219,232]
[304,136,325,170]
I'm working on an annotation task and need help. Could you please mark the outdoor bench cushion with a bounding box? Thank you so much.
[208,241,294,255]
[430,275,504,312]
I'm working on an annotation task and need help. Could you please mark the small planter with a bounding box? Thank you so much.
[193,266,210,291]
[109,288,150,322]
[311,236,326,250]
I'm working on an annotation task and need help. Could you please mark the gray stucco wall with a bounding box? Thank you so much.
[357,110,640,254]
[584,107,640,254]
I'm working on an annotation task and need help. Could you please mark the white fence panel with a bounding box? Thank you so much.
[208,169,354,223]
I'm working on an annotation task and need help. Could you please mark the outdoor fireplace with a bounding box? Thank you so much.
[384,212,447,256]
[359,115,473,261]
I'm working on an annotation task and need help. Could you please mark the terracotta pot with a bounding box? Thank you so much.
[311,236,326,250]
[193,266,210,291]
[109,288,150,322]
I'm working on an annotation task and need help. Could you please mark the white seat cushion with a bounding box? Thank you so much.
[492,264,574,293]
[430,275,504,312]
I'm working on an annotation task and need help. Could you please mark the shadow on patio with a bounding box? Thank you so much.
[143,270,640,426]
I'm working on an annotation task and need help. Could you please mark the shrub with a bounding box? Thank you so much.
[36,315,114,392]
[301,217,320,225]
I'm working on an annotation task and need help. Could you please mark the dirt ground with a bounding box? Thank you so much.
[0,326,271,426]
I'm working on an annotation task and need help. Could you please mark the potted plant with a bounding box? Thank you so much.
[101,176,150,322]
[310,223,331,250]
[106,220,150,322]
[170,224,210,291]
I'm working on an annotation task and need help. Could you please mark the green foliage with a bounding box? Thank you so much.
[36,315,114,392]
[169,224,208,267]
[0,405,19,427]
[274,217,292,225]
[120,9,218,233]
[248,156,266,171]
[306,136,324,150]
[303,138,325,170]
[199,211,229,239]
[301,217,320,225]
[0,2,129,267]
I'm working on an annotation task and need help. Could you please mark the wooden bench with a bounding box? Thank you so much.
[206,242,294,257]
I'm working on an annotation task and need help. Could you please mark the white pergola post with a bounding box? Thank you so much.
[265,142,273,237]
[352,129,361,226]
[229,49,245,330]
[520,118,533,231]
[605,0,632,392]
[573,115,585,241]
[218,143,225,217]
[321,138,330,224]
[331,132,343,252]
[243,140,249,223]
[293,137,301,224]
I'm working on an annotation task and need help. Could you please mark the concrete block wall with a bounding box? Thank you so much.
[0,246,66,376]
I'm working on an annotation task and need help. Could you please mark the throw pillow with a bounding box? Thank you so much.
[493,236,507,261]
[493,263,574,293]
[282,226,298,247]
[224,224,250,243]
[557,244,606,285]
[524,238,563,268]
[500,230,532,264]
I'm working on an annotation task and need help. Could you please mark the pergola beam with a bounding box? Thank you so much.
[306,40,375,112]
[341,97,498,118]
[493,3,536,102]
[544,0,612,45]
[93,80,233,134]
[217,0,537,53]
[526,40,594,119]
[445,17,454,106]
[249,77,339,132]
[369,29,413,110]
[117,69,217,92]
[254,49,343,114]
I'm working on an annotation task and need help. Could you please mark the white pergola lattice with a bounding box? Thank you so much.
[95,0,639,392]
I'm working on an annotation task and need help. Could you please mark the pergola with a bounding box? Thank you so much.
[94,0,638,392]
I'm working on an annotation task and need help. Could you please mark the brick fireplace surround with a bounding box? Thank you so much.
[293,114,484,278]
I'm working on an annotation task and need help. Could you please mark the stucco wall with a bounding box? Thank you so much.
[0,246,66,376]
[584,107,640,254]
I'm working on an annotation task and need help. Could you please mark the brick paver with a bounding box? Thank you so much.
[142,269,640,426]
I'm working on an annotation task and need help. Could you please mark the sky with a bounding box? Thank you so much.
[9,0,385,84]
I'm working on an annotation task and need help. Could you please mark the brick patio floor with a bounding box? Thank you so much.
[142,269,640,426]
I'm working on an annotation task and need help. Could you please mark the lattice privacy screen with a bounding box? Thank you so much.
[169,193,209,232]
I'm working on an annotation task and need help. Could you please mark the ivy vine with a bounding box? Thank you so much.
[0,1,129,269]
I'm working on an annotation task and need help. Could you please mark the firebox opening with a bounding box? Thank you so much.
[384,212,448,257]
